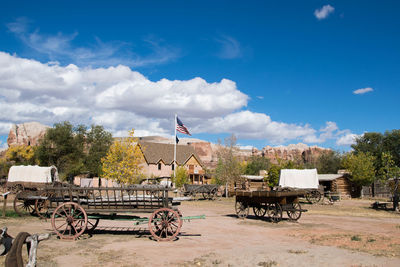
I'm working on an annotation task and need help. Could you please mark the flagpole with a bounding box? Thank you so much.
[174,113,177,180]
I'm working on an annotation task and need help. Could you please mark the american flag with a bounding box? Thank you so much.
[176,117,191,136]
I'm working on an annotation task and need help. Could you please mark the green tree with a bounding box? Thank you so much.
[244,156,270,175]
[85,125,113,176]
[382,130,400,167]
[267,164,281,187]
[172,166,189,188]
[342,152,376,186]
[378,152,400,181]
[316,151,342,174]
[36,121,112,180]
[101,129,144,184]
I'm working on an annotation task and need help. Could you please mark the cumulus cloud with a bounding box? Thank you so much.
[314,5,335,20]
[353,87,373,95]
[216,35,242,59]
[0,52,358,147]
[336,133,360,146]
[193,111,317,144]
[6,18,179,67]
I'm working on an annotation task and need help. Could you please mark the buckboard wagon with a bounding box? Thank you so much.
[230,190,307,223]
[182,184,220,200]
[18,185,205,241]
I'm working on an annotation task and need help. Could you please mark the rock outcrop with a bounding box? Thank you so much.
[7,122,49,147]
[252,143,330,164]
[137,136,330,169]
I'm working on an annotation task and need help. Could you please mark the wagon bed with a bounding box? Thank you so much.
[182,184,220,200]
[231,189,308,222]
[18,185,204,241]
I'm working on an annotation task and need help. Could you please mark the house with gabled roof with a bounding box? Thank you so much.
[138,142,207,184]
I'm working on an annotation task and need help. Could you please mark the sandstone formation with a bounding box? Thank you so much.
[7,122,49,147]
[252,143,330,164]
[138,135,330,169]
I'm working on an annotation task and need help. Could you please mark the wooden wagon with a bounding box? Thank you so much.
[231,189,307,223]
[20,185,204,241]
[182,184,220,200]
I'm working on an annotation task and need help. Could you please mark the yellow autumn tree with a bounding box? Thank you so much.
[6,145,36,165]
[101,129,144,184]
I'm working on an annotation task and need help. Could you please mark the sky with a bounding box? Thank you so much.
[0,0,399,151]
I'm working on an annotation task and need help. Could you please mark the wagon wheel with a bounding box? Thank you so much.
[202,192,210,199]
[286,203,302,221]
[253,205,267,218]
[51,202,88,240]
[306,190,322,204]
[35,199,50,219]
[13,192,36,216]
[235,201,249,219]
[210,188,219,200]
[269,203,282,223]
[34,191,53,219]
[148,208,182,241]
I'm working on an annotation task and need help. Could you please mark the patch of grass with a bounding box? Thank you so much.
[367,238,376,243]
[257,260,278,267]
[396,225,400,229]
[351,235,362,241]
[288,249,308,254]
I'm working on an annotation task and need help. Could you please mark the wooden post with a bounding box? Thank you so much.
[2,192,10,217]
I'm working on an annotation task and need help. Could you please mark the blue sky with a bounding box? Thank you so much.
[0,0,399,150]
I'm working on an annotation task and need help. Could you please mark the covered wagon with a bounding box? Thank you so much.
[279,169,323,203]
[6,165,61,216]
[7,165,59,192]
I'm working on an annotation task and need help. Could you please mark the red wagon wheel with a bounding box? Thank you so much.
[148,208,182,241]
[51,202,88,240]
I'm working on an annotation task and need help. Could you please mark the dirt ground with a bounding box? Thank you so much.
[1,198,400,267]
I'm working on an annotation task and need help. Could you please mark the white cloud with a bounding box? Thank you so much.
[336,133,360,146]
[353,87,374,95]
[0,51,359,147]
[6,18,179,68]
[216,35,242,59]
[314,5,335,20]
[0,122,13,135]
[194,111,317,144]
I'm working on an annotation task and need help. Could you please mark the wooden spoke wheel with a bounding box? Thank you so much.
[269,203,283,223]
[286,203,302,221]
[34,192,53,219]
[51,202,88,240]
[306,190,322,204]
[14,192,35,216]
[35,199,50,219]
[253,205,267,218]
[148,208,182,241]
[235,201,249,219]
[86,218,100,233]
[202,192,210,199]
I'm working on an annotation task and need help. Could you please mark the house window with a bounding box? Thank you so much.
[172,164,174,171]
[158,163,161,170]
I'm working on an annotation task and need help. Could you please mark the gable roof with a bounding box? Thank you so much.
[139,141,202,166]
[318,174,343,181]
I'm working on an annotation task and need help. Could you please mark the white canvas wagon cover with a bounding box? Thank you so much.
[279,169,318,189]
[7,165,59,184]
